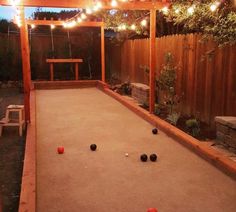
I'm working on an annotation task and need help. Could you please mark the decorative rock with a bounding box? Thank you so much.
[215,116,236,152]
[131,83,150,105]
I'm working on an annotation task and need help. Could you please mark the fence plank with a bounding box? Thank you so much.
[111,34,236,127]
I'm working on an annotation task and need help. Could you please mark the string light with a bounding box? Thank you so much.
[63,22,68,28]
[50,24,55,29]
[14,14,21,27]
[67,20,76,28]
[175,8,180,14]
[80,13,87,20]
[10,0,22,27]
[187,6,195,15]
[162,6,169,15]
[9,0,20,6]
[86,8,92,14]
[93,5,99,12]
[111,0,118,7]
[140,19,147,27]
[77,17,82,23]
[31,24,35,29]
[210,4,217,12]
[130,24,136,30]
[96,1,103,9]
[121,24,126,30]
[210,2,220,12]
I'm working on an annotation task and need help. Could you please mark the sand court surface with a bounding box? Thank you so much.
[36,88,236,212]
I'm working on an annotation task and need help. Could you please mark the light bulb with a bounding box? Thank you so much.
[162,6,169,15]
[81,13,87,20]
[77,17,82,23]
[131,24,136,30]
[111,0,118,7]
[141,19,147,27]
[86,8,92,14]
[187,6,195,15]
[175,8,180,14]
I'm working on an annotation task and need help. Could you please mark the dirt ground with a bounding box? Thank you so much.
[0,88,25,212]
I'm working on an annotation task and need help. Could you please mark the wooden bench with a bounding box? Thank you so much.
[0,105,25,136]
[46,58,83,81]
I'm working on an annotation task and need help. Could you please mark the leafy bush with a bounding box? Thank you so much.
[186,118,200,137]
[166,112,180,126]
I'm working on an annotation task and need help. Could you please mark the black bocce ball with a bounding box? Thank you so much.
[150,154,157,162]
[90,144,97,151]
[152,128,158,135]
[140,154,148,162]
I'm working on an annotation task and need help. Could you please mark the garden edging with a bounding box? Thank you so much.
[97,81,236,180]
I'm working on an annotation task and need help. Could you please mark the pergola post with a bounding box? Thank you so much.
[101,23,105,82]
[19,6,31,122]
[149,9,156,114]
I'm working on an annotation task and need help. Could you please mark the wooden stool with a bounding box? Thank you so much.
[0,105,25,136]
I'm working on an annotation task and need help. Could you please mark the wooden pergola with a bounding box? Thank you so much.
[0,0,170,122]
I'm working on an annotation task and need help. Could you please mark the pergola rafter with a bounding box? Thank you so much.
[26,20,104,27]
[0,0,170,10]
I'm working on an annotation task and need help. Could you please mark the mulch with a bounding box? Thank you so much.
[0,88,25,212]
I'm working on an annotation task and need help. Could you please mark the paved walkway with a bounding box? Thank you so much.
[36,88,236,212]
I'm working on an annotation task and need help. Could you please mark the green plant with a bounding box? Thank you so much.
[166,112,180,126]
[166,0,236,47]
[157,52,177,91]
[157,52,181,114]
[186,118,200,138]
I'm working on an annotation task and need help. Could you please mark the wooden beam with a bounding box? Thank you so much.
[149,9,156,114]
[101,24,105,82]
[26,20,104,27]
[0,0,169,10]
[19,6,31,122]
[46,59,83,63]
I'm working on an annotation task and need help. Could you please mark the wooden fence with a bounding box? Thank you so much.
[108,34,236,126]
[0,30,101,80]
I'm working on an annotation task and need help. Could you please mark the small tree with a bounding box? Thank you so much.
[157,52,182,125]
[157,52,177,113]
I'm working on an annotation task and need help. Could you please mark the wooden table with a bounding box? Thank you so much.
[46,59,83,81]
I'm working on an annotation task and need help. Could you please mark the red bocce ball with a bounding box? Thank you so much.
[57,146,64,154]
[147,208,158,212]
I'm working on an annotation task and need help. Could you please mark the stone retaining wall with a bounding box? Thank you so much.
[215,116,236,153]
[131,83,149,106]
